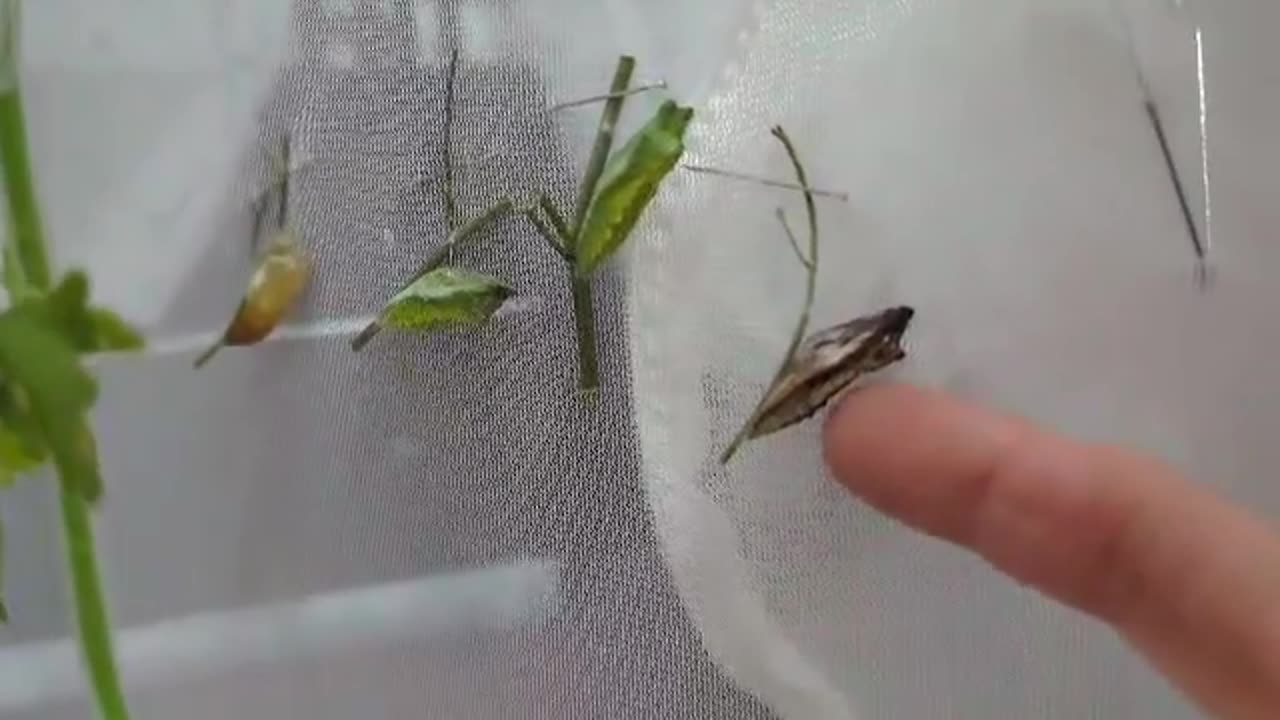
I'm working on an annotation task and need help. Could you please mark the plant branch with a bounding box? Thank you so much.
[570,275,599,394]
[0,10,133,715]
[775,208,811,270]
[720,126,820,464]
[0,0,14,92]
[538,194,572,246]
[61,489,131,720]
[570,56,634,242]
[0,91,49,291]
[562,55,634,393]
[769,125,819,378]
[442,48,460,233]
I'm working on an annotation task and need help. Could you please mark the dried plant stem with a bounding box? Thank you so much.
[565,55,635,393]
[0,2,132,715]
[720,126,819,464]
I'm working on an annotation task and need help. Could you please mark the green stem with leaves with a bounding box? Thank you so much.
[0,2,132,717]
[565,55,635,393]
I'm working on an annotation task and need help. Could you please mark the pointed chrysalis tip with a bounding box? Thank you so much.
[193,341,223,369]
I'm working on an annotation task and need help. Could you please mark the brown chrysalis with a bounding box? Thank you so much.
[719,126,915,464]
[748,305,913,438]
[719,306,913,463]
[194,230,310,368]
[195,133,310,369]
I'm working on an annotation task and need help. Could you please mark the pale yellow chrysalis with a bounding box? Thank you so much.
[193,230,310,368]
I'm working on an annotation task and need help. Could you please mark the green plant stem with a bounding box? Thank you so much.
[720,126,819,465]
[0,90,49,291]
[570,275,599,393]
[565,55,634,393]
[0,48,132,717]
[60,489,130,720]
[571,57,635,232]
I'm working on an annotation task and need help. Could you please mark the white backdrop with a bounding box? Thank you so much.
[2,0,1277,718]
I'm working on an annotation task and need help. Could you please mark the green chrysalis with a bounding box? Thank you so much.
[379,267,513,333]
[574,100,694,276]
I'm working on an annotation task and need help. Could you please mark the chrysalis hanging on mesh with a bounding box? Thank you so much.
[195,135,311,369]
[720,127,915,464]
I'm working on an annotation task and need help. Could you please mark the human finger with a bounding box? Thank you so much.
[823,384,1280,719]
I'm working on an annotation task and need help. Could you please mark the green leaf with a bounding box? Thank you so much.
[0,382,45,469]
[0,420,42,487]
[575,100,693,276]
[0,304,101,502]
[18,271,143,353]
[43,270,95,348]
[380,267,513,333]
[88,307,144,351]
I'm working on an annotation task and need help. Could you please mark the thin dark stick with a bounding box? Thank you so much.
[1144,100,1206,265]
[351,199,513,351]
[1113,0,1209,283]
[442,48,460,232]
[720,126,819,464]
[277,131,291,231]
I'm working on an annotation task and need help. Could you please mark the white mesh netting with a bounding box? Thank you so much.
[2,0,1278,718]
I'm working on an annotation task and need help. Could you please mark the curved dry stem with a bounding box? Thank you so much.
[720,126,820,465]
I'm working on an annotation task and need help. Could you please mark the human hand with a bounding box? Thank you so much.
[823,384,1280,719]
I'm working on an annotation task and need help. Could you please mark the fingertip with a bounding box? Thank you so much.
[822,383,1022,529]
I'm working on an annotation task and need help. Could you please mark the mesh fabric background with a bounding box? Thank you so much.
[0,0,1277,719]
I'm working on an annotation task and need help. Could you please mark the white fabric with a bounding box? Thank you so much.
[636,0,1278,718]
[2,0,1277,718]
